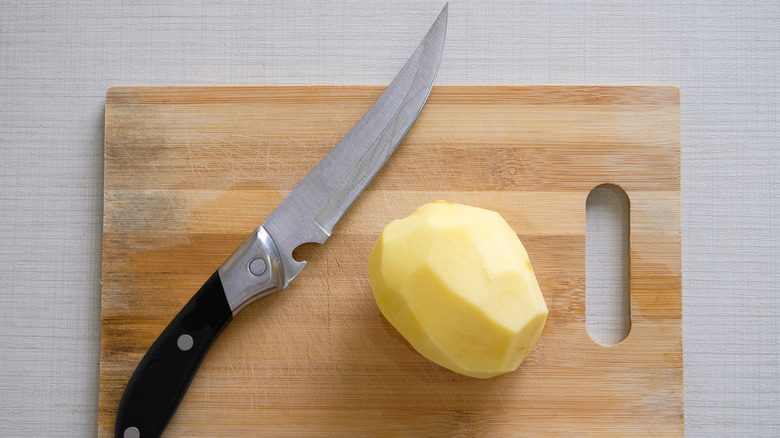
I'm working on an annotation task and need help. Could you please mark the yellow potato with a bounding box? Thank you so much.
[368,201,548,378]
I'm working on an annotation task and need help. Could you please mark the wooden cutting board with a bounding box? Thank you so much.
[99,86,681,437]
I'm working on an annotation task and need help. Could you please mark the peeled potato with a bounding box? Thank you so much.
[368,201,548,378]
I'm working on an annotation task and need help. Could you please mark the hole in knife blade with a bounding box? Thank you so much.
[586,183,631,346]
[291,242,323,264]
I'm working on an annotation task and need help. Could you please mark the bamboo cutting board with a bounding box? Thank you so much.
[100,86,681,437]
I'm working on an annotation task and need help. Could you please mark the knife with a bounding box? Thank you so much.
[114,5,447,438]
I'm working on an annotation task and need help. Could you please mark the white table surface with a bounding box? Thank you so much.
[1,1,777,436]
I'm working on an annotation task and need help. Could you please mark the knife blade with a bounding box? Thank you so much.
[114,5,447,438]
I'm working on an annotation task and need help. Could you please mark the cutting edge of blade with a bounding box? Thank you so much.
[260,4,448,287]
[313,5,448,232]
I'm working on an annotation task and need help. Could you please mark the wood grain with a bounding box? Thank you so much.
[100,86,681,437]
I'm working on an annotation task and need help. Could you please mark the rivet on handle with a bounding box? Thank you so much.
[176,334,194,351]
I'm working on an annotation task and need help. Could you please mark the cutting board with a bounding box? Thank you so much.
[99,86,681,437]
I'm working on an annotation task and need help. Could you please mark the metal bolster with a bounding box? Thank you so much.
[218,225,285,315]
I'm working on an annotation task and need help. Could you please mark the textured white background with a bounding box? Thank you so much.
[1,1,778,436]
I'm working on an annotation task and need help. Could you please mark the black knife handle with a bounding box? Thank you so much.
[115,271,233,438]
